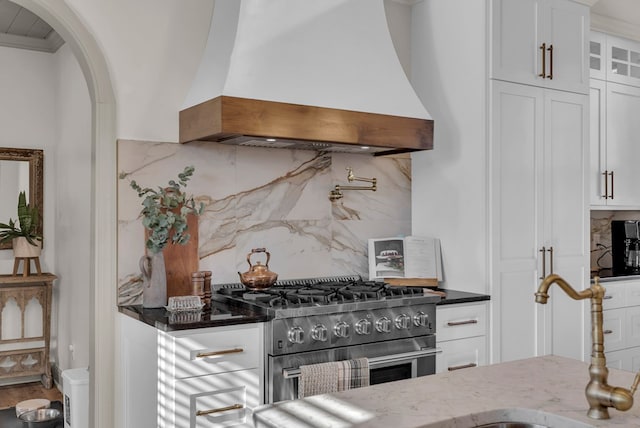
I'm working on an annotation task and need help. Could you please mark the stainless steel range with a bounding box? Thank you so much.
[215,276,441,403]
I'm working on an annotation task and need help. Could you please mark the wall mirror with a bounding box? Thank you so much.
[0,148,44,250]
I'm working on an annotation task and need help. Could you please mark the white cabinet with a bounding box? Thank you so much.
[490,0,589,94]
[604,34,640,87]
[591,81,640,207]
[601,280,640,372]
[119,313,263,428]
[436,302,488,373]
[590,31,640,208]
[590,78,607,205]
[159,323,263,428]
[589,31,606,80]
[603,82,640,207]
[490,80,589,363]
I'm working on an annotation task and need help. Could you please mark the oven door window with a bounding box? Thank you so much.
[371,362,413,385]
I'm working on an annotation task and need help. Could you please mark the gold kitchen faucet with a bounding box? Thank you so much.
[535,274,640,419]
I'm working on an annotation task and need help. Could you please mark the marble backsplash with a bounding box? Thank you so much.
[590,210,640,273]
[117,140,411,305]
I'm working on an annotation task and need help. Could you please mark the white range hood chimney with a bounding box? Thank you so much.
[180,0,433,155]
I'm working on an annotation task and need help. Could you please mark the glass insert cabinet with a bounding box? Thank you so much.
[590,31,640,86]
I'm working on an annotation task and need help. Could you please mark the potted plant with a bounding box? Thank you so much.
[120,166,203,307]
[0,191,42,257]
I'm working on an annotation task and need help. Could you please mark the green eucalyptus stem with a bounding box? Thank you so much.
[120,166,204,254]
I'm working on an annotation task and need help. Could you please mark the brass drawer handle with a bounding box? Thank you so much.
[603,330,613,334]
[196,348,244,358]
[603,295,613,300]
[448,363,477,371]
[447,319,478,327]
[196,403,243,416]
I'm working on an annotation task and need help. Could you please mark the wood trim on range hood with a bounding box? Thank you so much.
[179,96,434,156]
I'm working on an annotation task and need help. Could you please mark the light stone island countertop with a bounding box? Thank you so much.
[253,355,640,428]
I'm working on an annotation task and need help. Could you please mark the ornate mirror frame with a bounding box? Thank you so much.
[0,148,44,250]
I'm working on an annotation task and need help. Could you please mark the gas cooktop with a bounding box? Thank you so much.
[214,276,442,318]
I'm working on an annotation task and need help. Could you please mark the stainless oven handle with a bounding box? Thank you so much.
[282,348,442,379]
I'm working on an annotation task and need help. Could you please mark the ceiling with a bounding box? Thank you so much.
[0,0,638,55]
[0,0,63,53]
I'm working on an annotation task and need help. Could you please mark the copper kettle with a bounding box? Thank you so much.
[238,248,278,290]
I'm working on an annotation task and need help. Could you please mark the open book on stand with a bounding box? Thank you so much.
[367,236,442,286]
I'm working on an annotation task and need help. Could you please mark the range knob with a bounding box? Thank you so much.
[395,314,411,330]
[413,311,429,327]
[287,326,305,344]
[355,319,372,335]
[311,324,328,342]
[334,321,350,338]
[376,317,391,333]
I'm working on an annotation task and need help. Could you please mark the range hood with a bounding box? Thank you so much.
[180,0,433,156]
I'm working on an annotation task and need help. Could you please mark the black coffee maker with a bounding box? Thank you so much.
[611,220,640,275]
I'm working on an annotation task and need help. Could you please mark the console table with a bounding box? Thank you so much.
[0,273,56,388]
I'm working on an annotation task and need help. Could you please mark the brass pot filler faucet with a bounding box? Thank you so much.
[329,167,376,201]
[536,274,640,419]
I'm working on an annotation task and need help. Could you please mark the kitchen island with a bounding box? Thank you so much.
[253,355,640,427]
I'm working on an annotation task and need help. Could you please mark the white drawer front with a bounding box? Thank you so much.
[164,324,262,379]
[173,369,260,428]
[603,308,625,351]
[626,283,640,307]
[436,336,487,374]
[602,282,627,310]
[436,302,488,342]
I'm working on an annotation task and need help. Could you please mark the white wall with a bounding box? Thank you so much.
[0,47,56,273]
[53,43,92,370]
[65,0,213,142]
[0,43,91,376]
[410,0,488,294]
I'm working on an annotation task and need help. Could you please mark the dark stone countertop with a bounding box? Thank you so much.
[119,288,490,331]
[431,288,490,305]
[118,300,269,332]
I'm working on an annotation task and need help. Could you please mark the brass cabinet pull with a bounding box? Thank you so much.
[447,319,478,327]
[448,363,477,371]
[539,43,547,77]
[196,403,243,416]
[603,329,613,335]
[539,246,547,279]
[609,171,614,199]
[602,170,609,198]
[547,44,553,79]
[196,348,244,358]
[548,246,554,275]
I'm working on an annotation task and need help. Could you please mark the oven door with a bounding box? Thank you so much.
[267,335,438,403]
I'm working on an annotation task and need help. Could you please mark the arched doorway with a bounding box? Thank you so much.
[10,1,117,427]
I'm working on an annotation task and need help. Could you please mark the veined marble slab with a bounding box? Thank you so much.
[253,356,640,428]
[117,140,411,305]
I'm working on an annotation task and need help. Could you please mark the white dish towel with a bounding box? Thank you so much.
[298,358,370,399]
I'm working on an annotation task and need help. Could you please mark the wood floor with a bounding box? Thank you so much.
[0,382,63,410]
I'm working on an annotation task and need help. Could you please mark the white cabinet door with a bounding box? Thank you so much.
[490,0,588,94]
[605,82,640,207]
[590,31,607,80]
[543,88,589,361]
[491,80,588,363]
[590,79,607,206]
[491,80,545,363]
[606,34,640,87]
[542,0,589,93]
[490,0,542,87]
